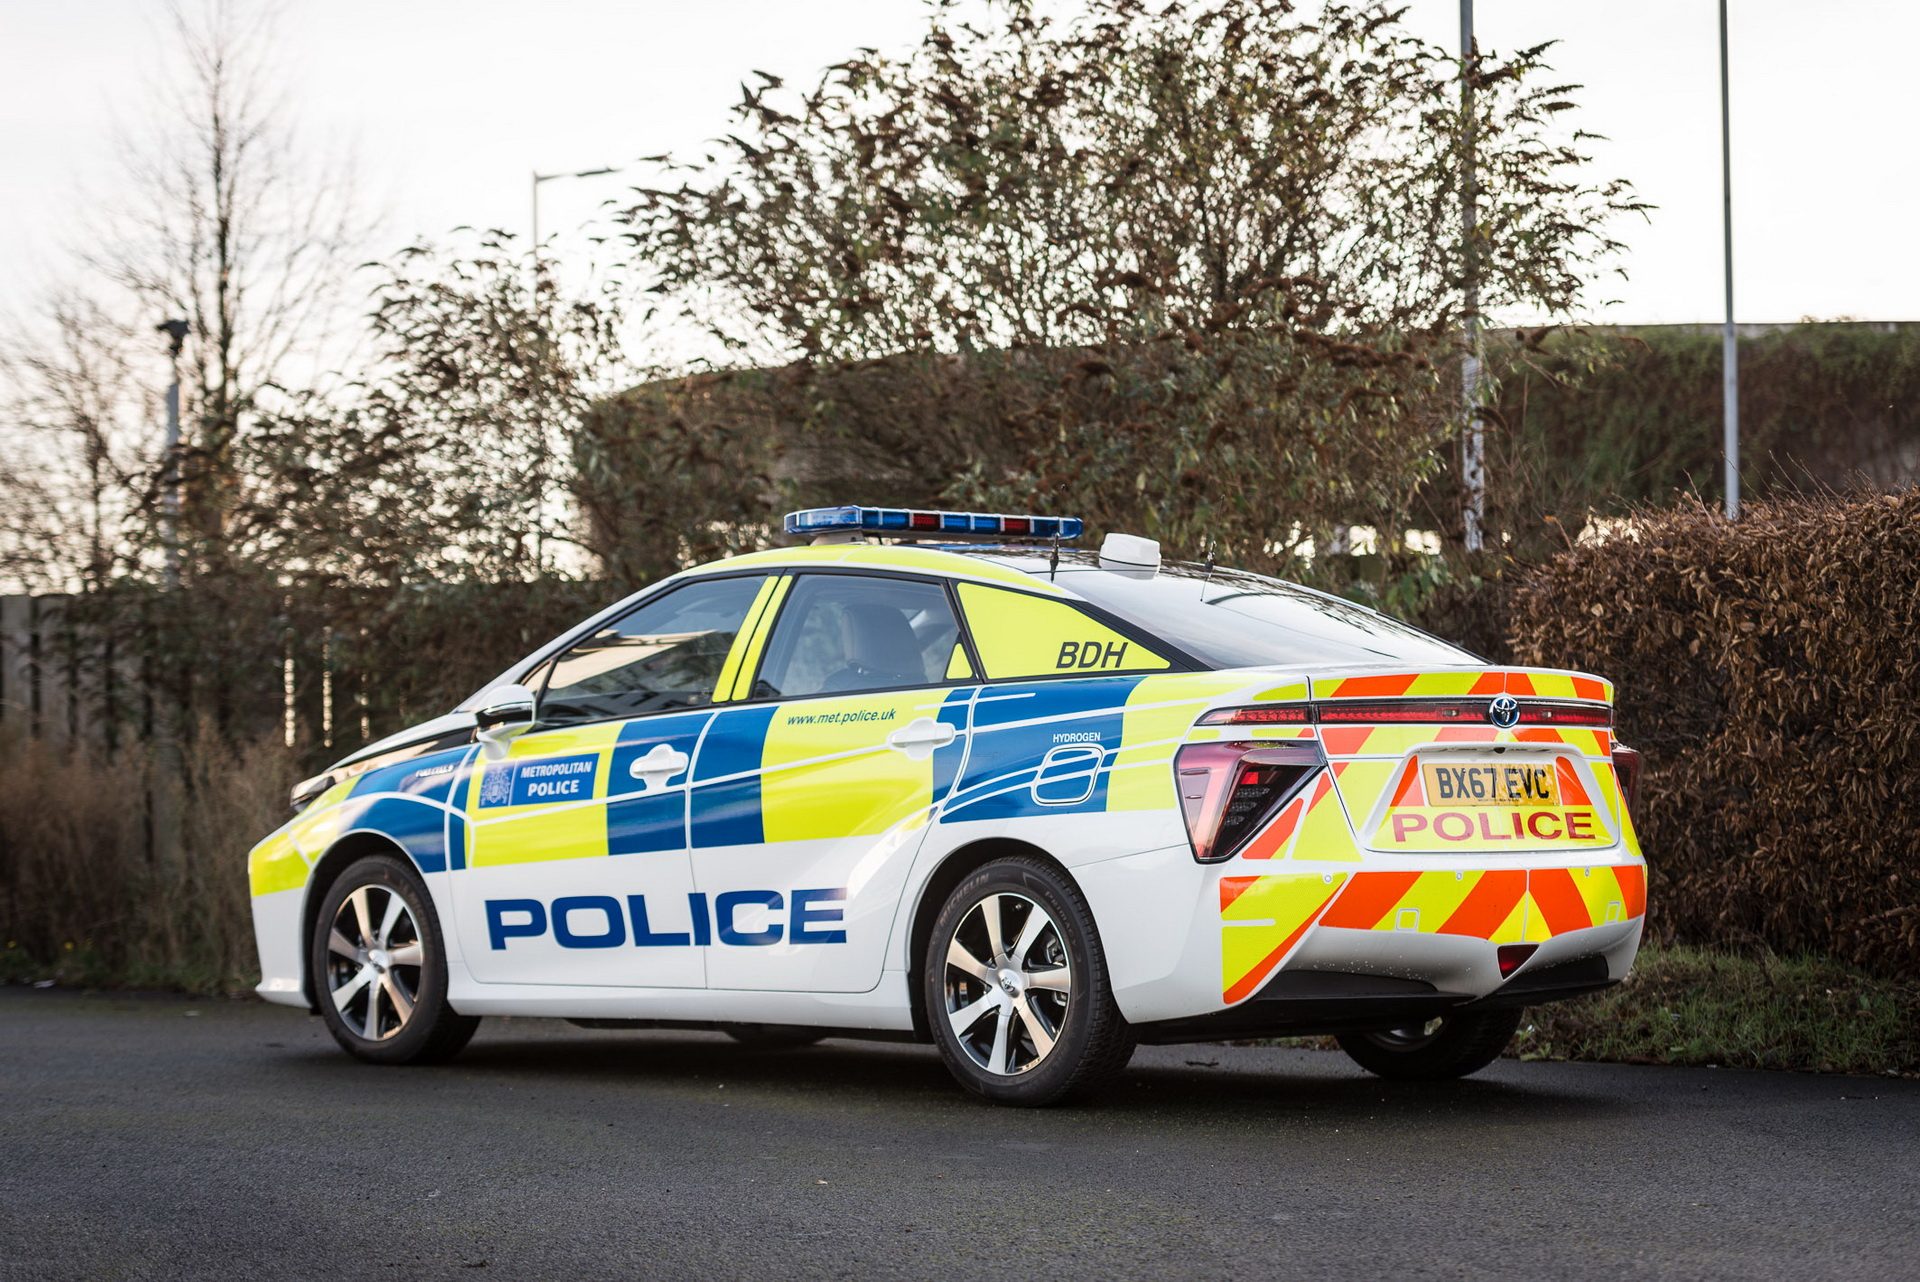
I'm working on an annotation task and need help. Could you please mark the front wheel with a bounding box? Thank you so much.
[1334,1008,1521,1081]
[311,854,479,1065]
[923,857,1135,1106]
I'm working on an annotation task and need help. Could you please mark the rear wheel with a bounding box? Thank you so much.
[923,857,1134,1106]
[311,854,479,1065]
[1334,1008,1521,1081]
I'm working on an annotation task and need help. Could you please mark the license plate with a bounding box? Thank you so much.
[1420,761,1560,807]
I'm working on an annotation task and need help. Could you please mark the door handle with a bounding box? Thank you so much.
[886,717,958,761]
[627,744,690,790]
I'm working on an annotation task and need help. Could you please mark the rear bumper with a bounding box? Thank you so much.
[1134,917,1640,1043]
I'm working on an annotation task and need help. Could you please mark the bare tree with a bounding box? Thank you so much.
[0,0,370,590]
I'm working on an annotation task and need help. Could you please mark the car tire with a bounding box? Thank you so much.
[724,1024,824,1049]
[923,856,1135,1106]
[1334,1008,1522,1081]
[311,853,479,1066]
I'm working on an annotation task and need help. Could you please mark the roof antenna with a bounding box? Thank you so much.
[1201,539,1217,600]
[1048,530,1061,582]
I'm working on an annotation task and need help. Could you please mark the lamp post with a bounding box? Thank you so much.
[1459,0,1485,553]
[155,318,190,588]
[1718,0,1740,519]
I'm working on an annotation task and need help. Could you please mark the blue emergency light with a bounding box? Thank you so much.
[783,505,1085,542]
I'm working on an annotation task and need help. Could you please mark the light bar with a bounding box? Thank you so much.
[782,505,1085,542]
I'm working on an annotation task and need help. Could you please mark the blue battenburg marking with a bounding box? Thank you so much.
[943,676,1144,823]
[447,811,467,872]
[931,688,974,804]
[354,796,450,873]
[608,712,712,797]
[606,710,712,856]
[350,748,466,804]
[691,704,777,848]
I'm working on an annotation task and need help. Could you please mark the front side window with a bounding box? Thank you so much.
[540,575,767,723]
[753,574,965,699]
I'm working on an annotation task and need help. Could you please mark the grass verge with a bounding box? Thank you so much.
[1514,944,1920,1076]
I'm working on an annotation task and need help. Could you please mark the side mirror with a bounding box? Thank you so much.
[474,683,537,759]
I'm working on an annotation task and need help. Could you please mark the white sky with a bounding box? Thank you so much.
[1,0,1914,340]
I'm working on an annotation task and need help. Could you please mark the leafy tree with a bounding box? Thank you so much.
[622,0,1644,588]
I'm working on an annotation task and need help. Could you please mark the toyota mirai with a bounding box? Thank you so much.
[248,505,1645,1105]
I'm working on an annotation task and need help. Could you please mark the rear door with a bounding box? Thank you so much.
[689,571,973,992]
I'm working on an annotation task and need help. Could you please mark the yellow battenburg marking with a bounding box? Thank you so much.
[944,643,974,681]
[1254,681,1311,703]
[957,583,1169,680]
[465,724,620,867]
[1221,872,1348,998]
[248,832,309,897]
[722,576,791,701]
[760,692,936,841]
[1107,673,1252,812]
[688,544,1060,593]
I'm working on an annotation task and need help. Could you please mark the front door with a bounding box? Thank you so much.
[451,573,773,987]
[689,572,974,992]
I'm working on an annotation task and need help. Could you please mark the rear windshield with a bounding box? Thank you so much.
[1060,563,1475,670]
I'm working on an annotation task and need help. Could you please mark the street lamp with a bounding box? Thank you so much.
[1718,0,1739,520]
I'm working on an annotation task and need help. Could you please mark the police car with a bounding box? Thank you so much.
[249,506,1645,1105]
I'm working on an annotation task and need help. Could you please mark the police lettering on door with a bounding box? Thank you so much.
[478,753,597,808]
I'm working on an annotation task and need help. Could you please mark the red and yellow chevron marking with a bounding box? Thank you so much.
[1219,863,1648,1003]
[1312,669,1613,703]
[1219,872,1348,1002]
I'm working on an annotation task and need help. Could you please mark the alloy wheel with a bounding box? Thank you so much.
[941,891,1073,1076]
[325,884,424,1042]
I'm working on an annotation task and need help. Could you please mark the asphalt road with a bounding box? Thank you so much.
[2,988,1915,1281]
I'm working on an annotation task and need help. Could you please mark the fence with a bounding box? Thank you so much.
[0,580,616,769]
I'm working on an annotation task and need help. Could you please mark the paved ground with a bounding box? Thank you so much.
[2,988,1915,1281]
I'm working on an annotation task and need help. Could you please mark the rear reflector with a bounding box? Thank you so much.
[1497,944,1539,978]
[1175,742,1322,863]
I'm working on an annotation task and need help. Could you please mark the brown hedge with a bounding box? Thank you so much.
[1508,491,1920,976]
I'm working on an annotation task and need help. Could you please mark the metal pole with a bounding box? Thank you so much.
[530,169,541,261]
[156,319,189,587]
[1460,0,1485,553]
[1719,0,1739,519]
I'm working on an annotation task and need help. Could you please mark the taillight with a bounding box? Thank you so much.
[1174,742,1322,863]
[1316,699,1486,724]
[1611,743,1643,819]
[1196,705,1312,726]
[1201,700,1612,727]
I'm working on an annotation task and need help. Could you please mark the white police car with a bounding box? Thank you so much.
[249,507,1645,1105]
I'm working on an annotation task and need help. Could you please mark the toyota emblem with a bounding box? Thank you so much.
[1487,694,1521,729]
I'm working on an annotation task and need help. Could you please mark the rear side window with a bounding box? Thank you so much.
[754,574,966,698]
[956,583,1169,680]
[1062,565,1474,669]
[540,575,767,723]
